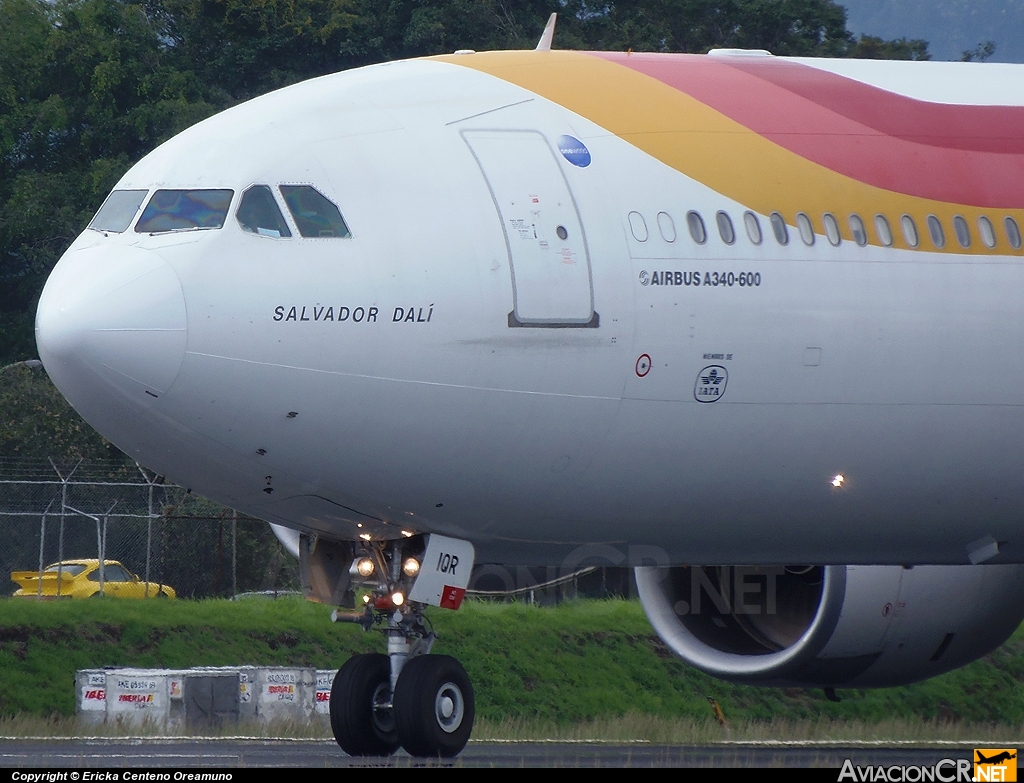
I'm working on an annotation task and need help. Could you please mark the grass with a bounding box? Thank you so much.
[1,596,1024,740]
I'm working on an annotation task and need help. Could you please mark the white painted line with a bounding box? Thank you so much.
[716,740,1021,747]
[0,736,332,743]
[470,738,651,744]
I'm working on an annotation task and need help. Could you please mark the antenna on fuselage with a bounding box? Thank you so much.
[535,13,557,51]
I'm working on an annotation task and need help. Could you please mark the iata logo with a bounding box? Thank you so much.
[694,365,728,403]
[975,749,1017,781]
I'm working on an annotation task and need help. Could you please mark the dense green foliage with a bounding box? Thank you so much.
[1,597,1024,725]
[0,364,119,460]
[0,0,931,371]
[844,1,1015,63]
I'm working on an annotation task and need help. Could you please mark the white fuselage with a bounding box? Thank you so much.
[36,57,1024,567]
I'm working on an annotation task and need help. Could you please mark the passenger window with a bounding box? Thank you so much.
[716,211,735,245]
[769,212,788,245]
[849,214,867,246]
[796,212,815,246]
[687,211,707,244]
[628,211,648,242]
[656,212,675,243]
[135,189,233,233]
[952,215,971,248]
[279,185,351,238]
[901,215,919,248]
[979,216,997,248]
[89,190,148,233]
[874,215,894,247]
[823,213,841,246]
[1005,217,1022,250]
[237,186,292,238]
[744,211,762,245]
[927,215,946,248]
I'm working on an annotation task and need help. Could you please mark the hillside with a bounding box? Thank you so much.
[2,597,1024,731]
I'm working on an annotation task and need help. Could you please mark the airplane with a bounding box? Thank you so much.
[33,10,1024,757]
[977,751,1017,765]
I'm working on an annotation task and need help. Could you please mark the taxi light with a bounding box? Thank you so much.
[391,591,405,606]
[351,558,375,578]
[402,557,421,577]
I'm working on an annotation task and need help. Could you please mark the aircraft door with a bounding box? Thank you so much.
[463,130,597,328]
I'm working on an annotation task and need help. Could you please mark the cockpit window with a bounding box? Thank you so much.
[135,189,234,233]
[279,185,351,238]
[89,190,148,233]
[237,185,292,238]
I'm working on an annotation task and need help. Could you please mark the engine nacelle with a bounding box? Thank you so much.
[635,564,1024,687]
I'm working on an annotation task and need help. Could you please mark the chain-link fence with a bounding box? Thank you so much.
[0,458,298,598]
[0,457,635,603]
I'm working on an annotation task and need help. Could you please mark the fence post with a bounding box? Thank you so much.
[50,458,82,600]
[57,475,66,598]
[232,510,238,599]
[146,479,154,598]
[36,499,54,601]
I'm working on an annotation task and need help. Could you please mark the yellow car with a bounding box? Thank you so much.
[11,559,176,599]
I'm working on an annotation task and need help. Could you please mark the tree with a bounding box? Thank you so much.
[0,0,217,367]
[0,0,938,370]
[0,363,124,461]
[850,34,930,60]
[960,40,996,62]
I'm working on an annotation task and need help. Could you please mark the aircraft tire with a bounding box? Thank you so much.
[329,653,399,756]
[393,654,474,757]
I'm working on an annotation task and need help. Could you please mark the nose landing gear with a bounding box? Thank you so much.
[327,538,475,757]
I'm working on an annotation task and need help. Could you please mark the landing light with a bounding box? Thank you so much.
[353,558,375,577]
[831,474,845,488]
[391,591,405,606]
[402,558,421,577]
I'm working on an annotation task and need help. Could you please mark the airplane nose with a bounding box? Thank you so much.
[36,245,187,405]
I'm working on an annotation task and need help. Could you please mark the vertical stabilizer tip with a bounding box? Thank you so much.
[535,13,557,51]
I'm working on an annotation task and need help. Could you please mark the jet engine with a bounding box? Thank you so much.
[635,564,1024,687]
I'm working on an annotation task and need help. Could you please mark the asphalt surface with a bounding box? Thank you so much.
[0,738,983,768]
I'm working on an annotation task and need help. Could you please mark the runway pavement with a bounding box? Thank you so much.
[0,738,983,768]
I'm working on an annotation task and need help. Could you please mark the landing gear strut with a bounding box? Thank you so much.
[327,538,475,757]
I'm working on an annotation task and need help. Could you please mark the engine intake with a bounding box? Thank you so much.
[636,564,1024,687]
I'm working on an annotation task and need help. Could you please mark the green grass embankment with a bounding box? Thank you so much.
[1,597,1024,731]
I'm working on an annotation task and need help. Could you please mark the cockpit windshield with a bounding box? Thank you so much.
[135,189,234,233]
[237,185,292,238]
[89,190,148,233]
[279,185,351,238]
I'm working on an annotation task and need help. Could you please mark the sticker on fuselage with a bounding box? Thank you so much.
[635,354,652,377]
[695,365,728,402]
[557,135,591,167]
